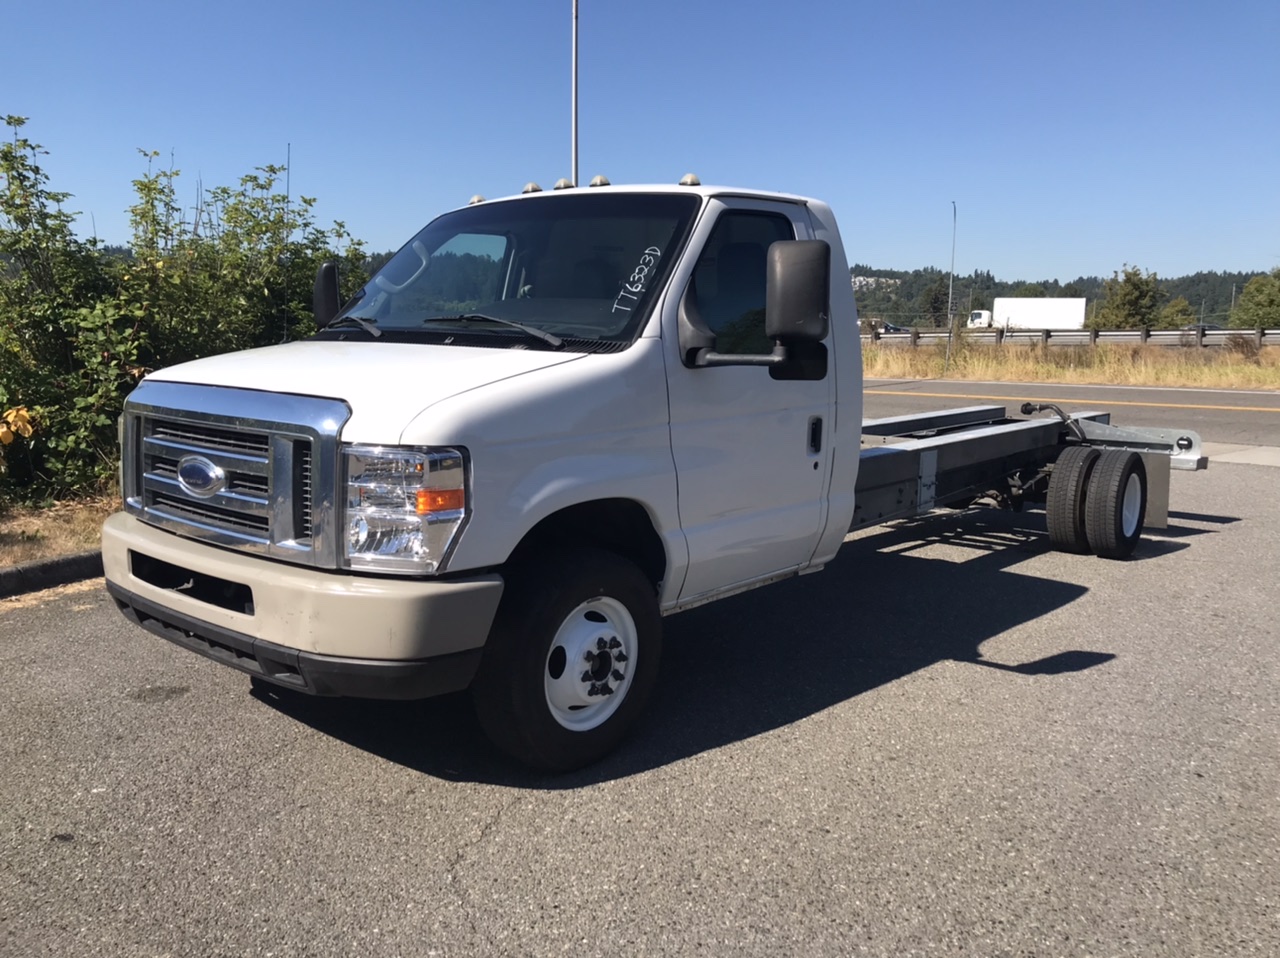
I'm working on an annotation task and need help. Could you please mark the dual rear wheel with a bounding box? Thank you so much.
[1046,447,1148,559]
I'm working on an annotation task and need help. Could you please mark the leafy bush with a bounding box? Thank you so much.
[0,406,33,477]
[0,117,367,503]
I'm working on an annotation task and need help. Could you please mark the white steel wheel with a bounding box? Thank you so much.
[1119,471,1144,539]
[472,548,662,771]
[543,595,638,731]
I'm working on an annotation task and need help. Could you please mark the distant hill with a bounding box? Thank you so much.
[850,264,1263,327]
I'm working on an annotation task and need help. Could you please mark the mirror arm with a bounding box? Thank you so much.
[679,281,790,368]
[692,344,788,368]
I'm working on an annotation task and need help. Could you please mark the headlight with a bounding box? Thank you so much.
[342,445,467,573]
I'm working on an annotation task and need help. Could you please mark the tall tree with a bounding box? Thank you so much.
[1157,296,1196,329]
[1090,265,1163,330]
[919,275,950,327]
[1229,268,1280,329]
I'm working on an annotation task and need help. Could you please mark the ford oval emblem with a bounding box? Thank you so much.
[176,455,226,499]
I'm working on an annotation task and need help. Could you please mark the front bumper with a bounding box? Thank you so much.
[102,512,504,699]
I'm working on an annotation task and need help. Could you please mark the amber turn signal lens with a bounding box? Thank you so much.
[416,488,465,514]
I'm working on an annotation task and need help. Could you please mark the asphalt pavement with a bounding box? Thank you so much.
[1,385,1277,956]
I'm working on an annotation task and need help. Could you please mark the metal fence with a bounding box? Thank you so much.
[862,327,1280,348]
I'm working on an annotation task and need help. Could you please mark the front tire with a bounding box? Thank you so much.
[472,548,662,771]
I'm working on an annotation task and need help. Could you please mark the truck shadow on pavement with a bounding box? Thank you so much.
[252,507,1214,786]
[1144,510,1241,539]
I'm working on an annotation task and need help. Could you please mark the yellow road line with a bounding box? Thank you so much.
[863,388,1280,415]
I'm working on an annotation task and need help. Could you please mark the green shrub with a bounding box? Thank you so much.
[0,117,366,503]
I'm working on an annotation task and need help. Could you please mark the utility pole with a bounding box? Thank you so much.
[944,201,957,372]
[571,0,579,187]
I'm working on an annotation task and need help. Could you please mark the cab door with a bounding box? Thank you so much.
[664,198,833,601]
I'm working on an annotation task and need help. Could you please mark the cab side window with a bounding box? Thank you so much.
[693,211,795,355]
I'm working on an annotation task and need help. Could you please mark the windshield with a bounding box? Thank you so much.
[335,192,700,345]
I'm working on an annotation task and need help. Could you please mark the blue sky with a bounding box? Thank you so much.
[6,0,1277,281]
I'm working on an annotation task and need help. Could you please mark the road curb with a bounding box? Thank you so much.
[0,551,104,599]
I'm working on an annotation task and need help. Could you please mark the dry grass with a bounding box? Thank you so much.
[0,496,118,568]
[864,339,1280,390]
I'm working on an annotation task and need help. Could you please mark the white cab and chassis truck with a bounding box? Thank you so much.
[102,183,1207,770]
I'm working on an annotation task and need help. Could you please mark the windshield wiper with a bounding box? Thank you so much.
[324,315,382,338]
[422,314,563,349]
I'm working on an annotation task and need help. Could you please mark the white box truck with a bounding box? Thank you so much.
[102,181,1205,769]
[969,297,1087,330]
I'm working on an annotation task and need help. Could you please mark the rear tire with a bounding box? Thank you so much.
[1085,451,1148,559]
[472,548,662,771]
[1046,446,1100,554]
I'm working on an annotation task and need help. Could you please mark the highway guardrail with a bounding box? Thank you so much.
[862,328,1279,348]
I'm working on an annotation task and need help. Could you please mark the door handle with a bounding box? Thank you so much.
[808,416,823,454]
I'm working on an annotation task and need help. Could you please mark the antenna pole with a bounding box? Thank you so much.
[571,0,579,186]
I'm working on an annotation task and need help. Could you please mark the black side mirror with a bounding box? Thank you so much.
[314,261,340,327]
[677,239,830,369]
[765,240,829,343]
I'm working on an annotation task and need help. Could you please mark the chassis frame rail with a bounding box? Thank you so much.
[853,405,1205,532]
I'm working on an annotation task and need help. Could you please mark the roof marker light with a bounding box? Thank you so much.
[522,182,543,194]
[589,175,610,187]
[553,178,573,190]
[679,173,701,186]
[468,194,486,205]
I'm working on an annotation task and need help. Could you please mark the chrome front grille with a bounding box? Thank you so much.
[122,381,349,568]
[296,443,314,539]
[139,421,308,543]
[150,420,270,456]
[149,489,271,536]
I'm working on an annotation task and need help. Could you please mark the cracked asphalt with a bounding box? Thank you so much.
[2,395,1278,956]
